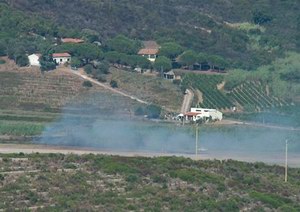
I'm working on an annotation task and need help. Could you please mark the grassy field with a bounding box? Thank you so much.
[0,58,144,138]
[109,68,183,112]
[0,153,299,211]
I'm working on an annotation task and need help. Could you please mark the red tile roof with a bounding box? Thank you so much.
[138,48,159,55]
[142,41,160,49]
[184,112,201,116]
[61,38,84,43]
[52,53,71,58]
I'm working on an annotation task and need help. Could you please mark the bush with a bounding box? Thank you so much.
[16,54,29,67]
[134,106,145,116]
[97,61,110,74]
[126,174,139,183]
[145,104,162,119]
[173,79,181,85]
[110,80,118,88]
[84,64,94,74]
[0,59,5,64]
[96,74,107,82]
[82,81,93,88]
[250,191,292,208]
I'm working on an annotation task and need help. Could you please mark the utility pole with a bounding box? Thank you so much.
[285,139,288,182]
[195,124,199,159]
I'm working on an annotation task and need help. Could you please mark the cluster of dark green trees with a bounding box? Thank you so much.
[5,0,299,70]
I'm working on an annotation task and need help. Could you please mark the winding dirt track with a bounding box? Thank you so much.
[70,70,149,105]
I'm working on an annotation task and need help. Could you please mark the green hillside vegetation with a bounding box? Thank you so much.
[3,0,300,69]
[181,52,300,112]
[225,53,300,103]
[0,153,299,210]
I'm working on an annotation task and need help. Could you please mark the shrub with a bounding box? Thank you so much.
[110,80,118,88]
[84,64,94,74]
[16,54,29,67]
[0,59,5,64]
[126,174,139,183]
[145,104,162,119]
[250,191,292,208]
[82,81,93,88]
[173,79,181,85]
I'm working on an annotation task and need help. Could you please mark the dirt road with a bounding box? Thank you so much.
[1,144,299,167]
[70,70,149,105]
[180,89,194,114]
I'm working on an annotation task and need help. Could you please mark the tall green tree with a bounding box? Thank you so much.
[153,56,172,72]
[107,35,140,54]
[179,50,198,67]
[159,42,184,59]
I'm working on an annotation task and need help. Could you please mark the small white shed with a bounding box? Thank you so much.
[28,54,41,67]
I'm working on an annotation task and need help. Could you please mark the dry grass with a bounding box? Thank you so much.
[0,58,140,114]
[109,68,183,112]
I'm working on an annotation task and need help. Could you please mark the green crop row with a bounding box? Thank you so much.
[0,121,45,136]
[228,81,289,110]
[182,74,233,109]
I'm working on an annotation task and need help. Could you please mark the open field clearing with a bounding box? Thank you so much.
[109,68,183,112]
[0,153,299,210]
[0,58,141,113]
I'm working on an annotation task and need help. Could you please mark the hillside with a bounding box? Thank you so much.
[0,153,299,211]
[1,0,300,69]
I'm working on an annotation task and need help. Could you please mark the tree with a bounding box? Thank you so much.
[179,50,198,67]
[40,60,56,72]
[0,42,6,56]
[104,51,122,63]
[153,56,172,72]
[145,104,161,119]
[159,42,184,59]
[208,55,229,70]
[82,81,93,88]
[82,29,100,43]
[96,61,110,74]
[15,54,29,67]
[70,57,82,68]
[252,11,272,25]
[198,53,209,63]
[55,43,103,64]
[84,64,94,74]
[107,35,140,54]
[110,80,118,88]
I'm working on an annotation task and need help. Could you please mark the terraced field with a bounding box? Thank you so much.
[182,73,290,111]
[0,58,141,114]
[228,81,289,110]
[181,73,233,110]
[0,62,85,111]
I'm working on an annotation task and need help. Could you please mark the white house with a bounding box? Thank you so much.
[184,107,223,122]
[28,54,41,67]
[52,53,71,65]
[138,48,159,62]
[138,41,160,62]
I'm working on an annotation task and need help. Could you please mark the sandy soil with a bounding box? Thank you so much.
[181,89,194,113]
